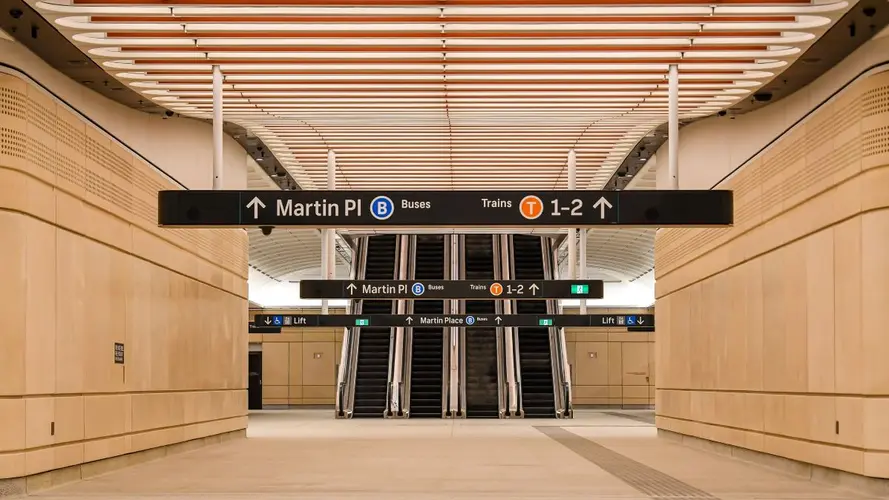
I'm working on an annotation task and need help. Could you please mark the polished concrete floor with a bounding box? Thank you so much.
[32,410,875,499]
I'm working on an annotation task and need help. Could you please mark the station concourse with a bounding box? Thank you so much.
[1,0,889,498]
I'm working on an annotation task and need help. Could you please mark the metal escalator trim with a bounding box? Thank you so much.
[541,236,571,418]
[393,234,417,416]
[442,235,453,418]
[456,234,466,418]
[493,235,507,418]
[505,234,523,417]
[387,234,411,417]
[401,234,417,418]
[342,237,369,418]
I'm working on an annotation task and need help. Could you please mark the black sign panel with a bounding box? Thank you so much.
[254,314,654,329]
[113,343,125,364]
[248,322,282,334]
[158,190,732,228]
[299,279,604,300]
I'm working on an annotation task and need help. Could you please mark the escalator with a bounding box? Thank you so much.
[352,235,397,418]
[512,235,556,418]
[408,235,445,418]
[463,234,500,418]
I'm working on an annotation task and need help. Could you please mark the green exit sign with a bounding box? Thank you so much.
[571,284,589,294]
[539,318,553,326]
[355,319,370,326]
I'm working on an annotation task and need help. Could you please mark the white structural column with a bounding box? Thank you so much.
[667,64,680,190]
[579,229,587,314]
[212,65,224,189]
[321,150,337,315]
[567,151,577,281]
[327,150,337,281]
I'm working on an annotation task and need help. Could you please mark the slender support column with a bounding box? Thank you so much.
[327,150,337,281]
[567,151,577,283]
[668,64,680,190]
[321,150,336,315]
[212,65,224,190]
[579,229,587,314]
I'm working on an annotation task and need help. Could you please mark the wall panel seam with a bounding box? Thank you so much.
[0,388,248,400]
[0,415,247,455]
[657,415,889,454]
[0,205,247,300]
[656,388,889,397]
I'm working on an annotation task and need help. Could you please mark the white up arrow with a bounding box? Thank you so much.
[246,197,266,219]
[593,197,613,219]
[495,316,502,324]
[346,283,357,295]
[529,283,539,295]
[405,317,413,325]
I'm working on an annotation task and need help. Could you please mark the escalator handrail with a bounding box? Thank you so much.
[338,237,367,417]
[401,235,418,417]
[541,236,569,417]
[505,235,524,416]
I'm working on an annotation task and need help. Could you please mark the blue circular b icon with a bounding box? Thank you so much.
[411,282,425,296]
[465,316,476,325]
[370,196,394,221]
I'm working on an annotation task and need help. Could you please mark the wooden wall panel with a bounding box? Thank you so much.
[251,308,344,406]
[0,73,248,480]
[565,307,655,407]
[654,71,889,479]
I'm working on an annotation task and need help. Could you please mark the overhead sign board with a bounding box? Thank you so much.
[253,314,654,329]
[158,190,732,228]
[299,279,604,300]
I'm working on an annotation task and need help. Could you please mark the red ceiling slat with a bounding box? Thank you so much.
[145,69,746,75]
[91,15,797,22]
[119,45,771,52]
[105,31,783,38]
[73,0,812,5]
[132,58,757,64]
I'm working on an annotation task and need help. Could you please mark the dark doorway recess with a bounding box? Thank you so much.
[248,351,263,410]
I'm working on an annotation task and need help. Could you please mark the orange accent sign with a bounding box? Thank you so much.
[519,195,544,220]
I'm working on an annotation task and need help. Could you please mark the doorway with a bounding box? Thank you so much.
[248,350,263,410]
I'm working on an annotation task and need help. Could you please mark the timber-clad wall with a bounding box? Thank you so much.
[654,70,889,478]
[0,73,249,481]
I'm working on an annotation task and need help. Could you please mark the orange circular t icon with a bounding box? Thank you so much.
[519,195,543,220]
[489,282,503,296]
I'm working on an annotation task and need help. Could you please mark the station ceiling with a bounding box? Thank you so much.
[21,0,859,283]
